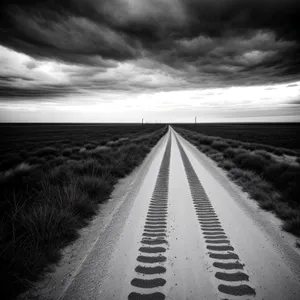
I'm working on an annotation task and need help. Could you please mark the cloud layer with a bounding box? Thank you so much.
[0,0,300,99]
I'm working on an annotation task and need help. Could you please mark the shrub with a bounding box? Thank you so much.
[99,140,108,146]
[253,150,272,160]
[258,197,276,211]
[218,159,235,170]
[69,153,82,160]
[71,146,80,153]
[84,143,96,150]
[275,203,299,220]
[87,146,111,154]
[227,140,241,148]
[211,140,230,151]
[73,196,98,218]
[79,176,111,200]
[264,162,290,190]
[72,159,106,177]
[209,152,224,162]
[0,199,81,298]
[107,140,118,146]
[198,135,214,145]
[283,216,300,236]
[62,148,72,156]
[118,137,129,143]
[48,156,66,167]
[232,153,270,174]
[48,165,72,186]
[281,167,300,205]
[223,147,247,159]
[35,147,58,157]
[0,124,168,298]
[229,168,256,183]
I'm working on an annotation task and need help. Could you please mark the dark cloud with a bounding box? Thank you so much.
[0,75,33,82]
[0,0,300,98]
[287,98,300,105]
[0,84,78,99]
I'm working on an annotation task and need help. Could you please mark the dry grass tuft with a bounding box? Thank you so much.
[0,125,168,299]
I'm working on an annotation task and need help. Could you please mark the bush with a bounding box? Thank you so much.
[283,217,300,236]
[69,153,81,160]
[218,159,235,170]
[253,150,272,160]
[0,125,168,298]
[87,146,110,154]
[198,145,217,155]
[264,162,289,184]
[48,156,66,167]
[275,203,299,220]
[223,147,247,159]
[0,200,81,298]
[79,176,111,200]
[84,143,96,150]
[232,153,270,174]
[35,147,58,157]
[211,140,230,151]
[48,165,72,186]
[198,135,214,145]
[209,152,224,162]
[62,148,72,156]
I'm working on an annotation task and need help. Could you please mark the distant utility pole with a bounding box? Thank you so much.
[195,116,197,124]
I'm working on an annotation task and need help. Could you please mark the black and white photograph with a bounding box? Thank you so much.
[0,1,300,299]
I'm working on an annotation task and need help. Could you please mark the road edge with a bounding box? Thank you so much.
[172,126,300,279]
[19,129,170,300]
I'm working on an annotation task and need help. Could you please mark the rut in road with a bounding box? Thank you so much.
[175,135,257,298]
[128,135,171,300]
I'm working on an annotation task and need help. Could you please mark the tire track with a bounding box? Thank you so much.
[175,135,256,298]
[128,136,171,300]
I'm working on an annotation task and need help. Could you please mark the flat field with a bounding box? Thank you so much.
[173,123,300,150]
[0,123,163,168]
[0,123,167,299]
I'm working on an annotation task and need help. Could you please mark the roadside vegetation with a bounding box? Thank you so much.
[174,123,300,150]
[0,124,167,299]
[174,126,300,242]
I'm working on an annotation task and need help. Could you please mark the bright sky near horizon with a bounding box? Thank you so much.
[0,0,300,122]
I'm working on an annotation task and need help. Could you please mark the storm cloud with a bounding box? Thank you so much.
[0,0,300,99]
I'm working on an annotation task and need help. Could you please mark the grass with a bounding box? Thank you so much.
[34,147,59,157]
[0,124,167,299]
[0,123,164,159]
[173,123,300,150]
[0,154,22,171]
[174,126,300,241]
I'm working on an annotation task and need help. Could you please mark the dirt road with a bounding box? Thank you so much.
[31,127,300,300]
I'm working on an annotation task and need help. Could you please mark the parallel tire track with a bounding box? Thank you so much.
[128,136,171,300]
[175,135,256,298]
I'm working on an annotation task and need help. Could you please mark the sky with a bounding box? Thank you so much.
[0,0,300,123]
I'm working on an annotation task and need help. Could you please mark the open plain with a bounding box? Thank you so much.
[17,126,300,300]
